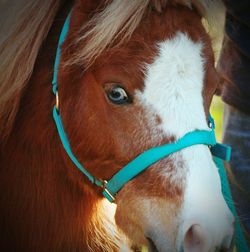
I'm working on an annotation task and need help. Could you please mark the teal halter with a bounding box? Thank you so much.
[52,13,249,251]
[52,12,230,203]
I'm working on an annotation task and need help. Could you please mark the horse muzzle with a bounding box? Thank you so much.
[145,222,234,252]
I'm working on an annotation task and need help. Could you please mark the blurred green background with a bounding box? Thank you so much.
[210,96,224,141]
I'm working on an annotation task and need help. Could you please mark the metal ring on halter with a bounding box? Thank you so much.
[56,91,59,112]
[102,180,115,202]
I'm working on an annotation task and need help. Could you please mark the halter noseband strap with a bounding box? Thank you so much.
[52,13,231,203]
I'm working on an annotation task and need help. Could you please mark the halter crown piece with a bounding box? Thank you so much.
[52,12,248,251]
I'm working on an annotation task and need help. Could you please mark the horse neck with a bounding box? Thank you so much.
[0,2,122,251]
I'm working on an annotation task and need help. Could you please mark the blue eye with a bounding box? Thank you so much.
[107,86,131,105]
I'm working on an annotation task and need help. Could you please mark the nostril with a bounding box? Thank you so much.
[183,224,206,252]
[146,237,158,252]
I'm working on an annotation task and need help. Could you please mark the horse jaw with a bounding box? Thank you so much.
[87,199,133,252]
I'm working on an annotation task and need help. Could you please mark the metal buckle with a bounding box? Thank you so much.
[56,90,59,113]
[102,180,115,202]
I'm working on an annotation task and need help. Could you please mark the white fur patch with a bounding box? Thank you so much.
[138,32,208,139]
[136,32,234,250]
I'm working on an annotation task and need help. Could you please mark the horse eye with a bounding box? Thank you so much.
[107,86,131,105]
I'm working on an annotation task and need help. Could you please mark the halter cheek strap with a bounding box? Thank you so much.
[52,11,71,95]
[52,12,104,188]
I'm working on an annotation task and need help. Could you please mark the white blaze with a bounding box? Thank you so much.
[136,32,233,251]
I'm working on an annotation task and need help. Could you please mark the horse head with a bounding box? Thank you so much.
[57,1,234,251]
[0,0,234,251]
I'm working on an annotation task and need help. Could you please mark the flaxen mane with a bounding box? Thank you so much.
[0,0,61,141]
[0,0,224,142]
[67,0,224,67]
